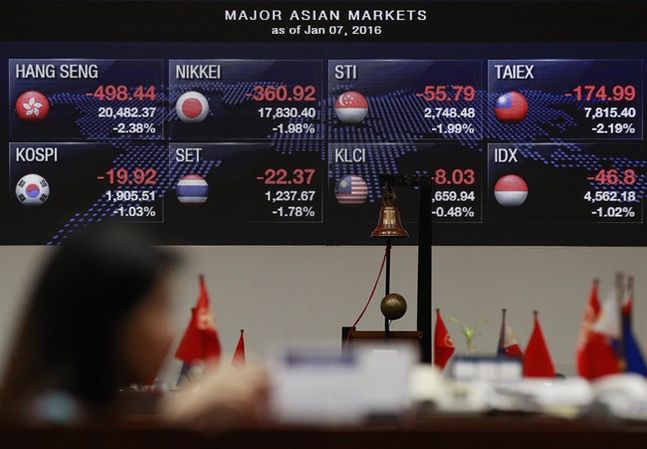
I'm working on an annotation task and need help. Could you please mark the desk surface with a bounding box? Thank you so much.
[3,416,647,449]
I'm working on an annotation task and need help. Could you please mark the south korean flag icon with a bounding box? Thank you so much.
[16,173,50,206]
[176,91,210,123]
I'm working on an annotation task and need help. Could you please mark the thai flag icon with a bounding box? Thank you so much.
[176,174,208,204]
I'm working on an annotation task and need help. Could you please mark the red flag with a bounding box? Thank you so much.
[434,309,455,369]
[523,311,555,377]
[175,275,222,364]
[232,329,246,367]
[576,279,602,377]
[578,291,621,379]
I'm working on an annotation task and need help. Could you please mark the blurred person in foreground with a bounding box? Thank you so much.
[0,225,269,428]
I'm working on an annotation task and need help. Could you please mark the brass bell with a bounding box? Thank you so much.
[371,188,408,238]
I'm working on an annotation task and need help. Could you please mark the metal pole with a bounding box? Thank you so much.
[385,238,392,339]
[417,183,432,363]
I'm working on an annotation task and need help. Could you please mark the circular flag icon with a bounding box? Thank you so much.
[494,174,528,207]
[335,175,368,205]
[335,91,368,124]
[176,91,209,123]
[16,173,50,206]
[16,91,50,121]
[176,174,208,204]
[494,91,528,123]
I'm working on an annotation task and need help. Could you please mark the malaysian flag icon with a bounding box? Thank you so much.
[335,175,368,205]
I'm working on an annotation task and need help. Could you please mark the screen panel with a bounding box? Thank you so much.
[1,1,646,246]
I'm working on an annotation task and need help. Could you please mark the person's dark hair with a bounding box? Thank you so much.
[1,224,176,413]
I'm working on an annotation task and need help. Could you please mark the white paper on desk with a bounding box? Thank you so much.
[358,347,415,415]
[268,344,415,423]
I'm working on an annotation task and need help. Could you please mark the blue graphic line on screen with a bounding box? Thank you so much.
[511,143,646,202]
[487,90,578,141]
[46,87,164,141]
[48,118,323,243]
[47,140,220,244]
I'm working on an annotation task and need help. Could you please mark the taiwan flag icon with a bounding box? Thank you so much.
[494,91,528,123]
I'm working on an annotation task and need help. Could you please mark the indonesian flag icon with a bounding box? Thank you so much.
[494,91,528,123]
[16,91,50,121]
[335,91,368,124]
[176,91,210,123]
[494,174,528,207]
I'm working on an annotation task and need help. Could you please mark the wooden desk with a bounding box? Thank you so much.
[3,416,647,449]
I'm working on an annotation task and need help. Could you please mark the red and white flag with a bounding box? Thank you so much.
[434,309,455,370]
[578,290,621,379]
[497,309,523,359]
[576,279,602,377]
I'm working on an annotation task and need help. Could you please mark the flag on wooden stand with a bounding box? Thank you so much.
[497,308,523,359]
[434,309,455,369]
[523,311,555,377]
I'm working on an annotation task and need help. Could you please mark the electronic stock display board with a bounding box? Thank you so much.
[1,1,647,246]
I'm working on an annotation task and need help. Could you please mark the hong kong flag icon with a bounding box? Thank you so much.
[16,91,50,121]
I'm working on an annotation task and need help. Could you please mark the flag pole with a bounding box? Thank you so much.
[627,276,634,327]
[384,237,392,339]
[434,308,440,364]
[616,272,626,370]
[498,308,507,355]
[417,181,432,363]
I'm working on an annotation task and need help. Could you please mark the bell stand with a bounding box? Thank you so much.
[384,237,392,339]
[380,175,432,363]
